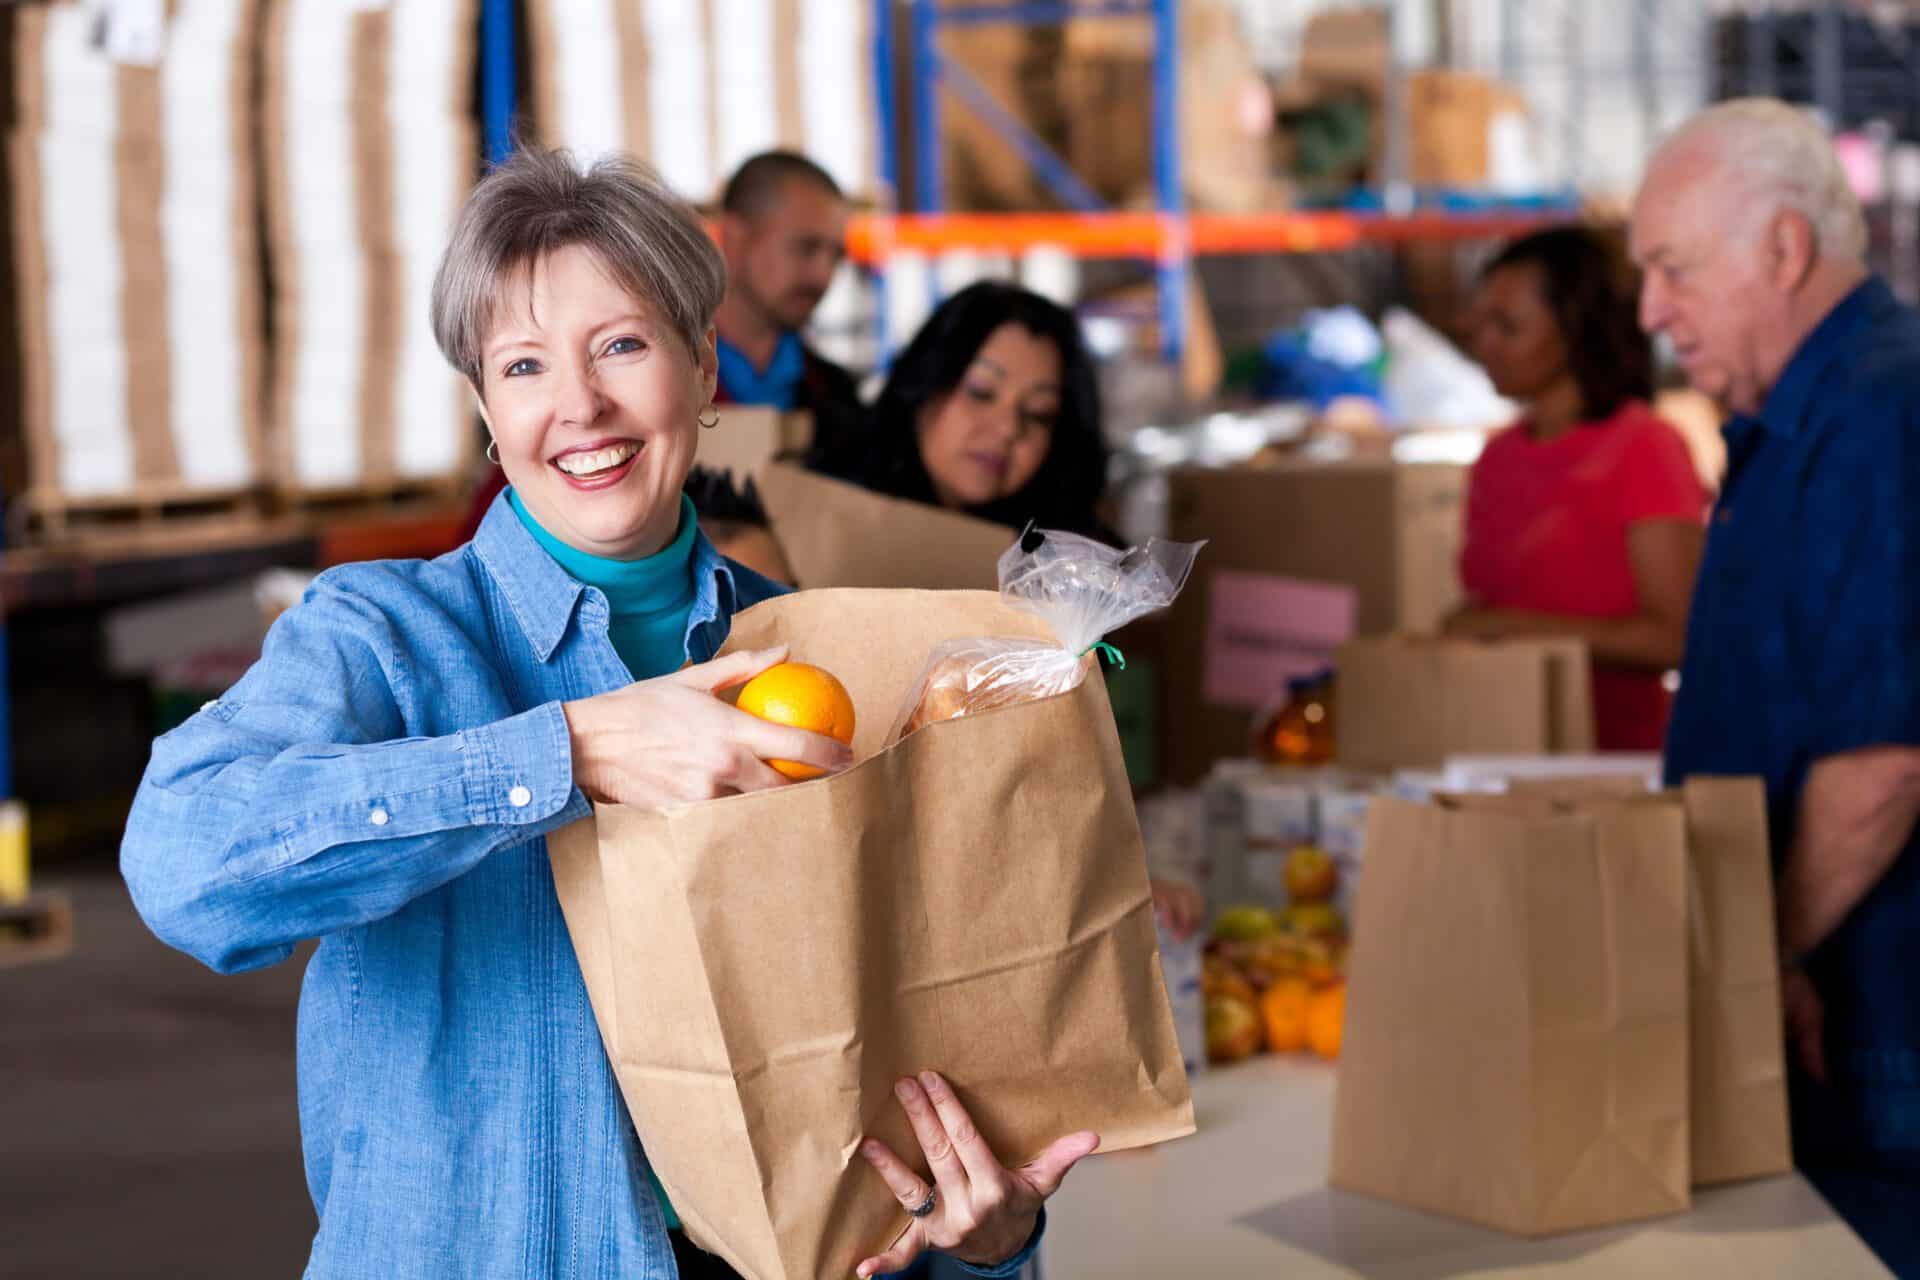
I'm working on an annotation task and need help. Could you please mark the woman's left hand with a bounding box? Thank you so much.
[855,1071,1100,1279]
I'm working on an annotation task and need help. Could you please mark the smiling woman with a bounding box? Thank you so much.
[119,145,1088,1280]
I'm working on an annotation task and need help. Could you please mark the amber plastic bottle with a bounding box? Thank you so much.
[1256,671,1336,766]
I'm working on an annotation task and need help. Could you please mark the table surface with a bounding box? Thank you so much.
[1042,1056,1891,1279]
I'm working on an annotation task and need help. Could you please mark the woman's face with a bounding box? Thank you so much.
[916,323,1062,510]
[478,243,716,559]
[1465,262,1570,404]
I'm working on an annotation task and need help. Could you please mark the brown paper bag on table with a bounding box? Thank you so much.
[548,588,1196,1280]
[1330,791,1692,1235]
[755,462,1016,591]
[1335,636,1594,772]
[1508,776,1791,1186]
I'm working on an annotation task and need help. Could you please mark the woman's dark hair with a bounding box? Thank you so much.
[813,281,1110,540]
[1481,226,1653,422]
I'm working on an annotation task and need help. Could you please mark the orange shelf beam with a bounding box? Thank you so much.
[842,209,1571,263]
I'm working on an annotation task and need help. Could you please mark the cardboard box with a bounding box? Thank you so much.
[1203,761,1380,920]
[1203,761,1320,914]
[1336,636,1595,772]
[1059,0,1276,213]
[1406,69,1530,188]
[1289,8,1389,101]
[1158,461,1467,782]
[696,407,812,484]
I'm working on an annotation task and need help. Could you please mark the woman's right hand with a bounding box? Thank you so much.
[562,646,853,809]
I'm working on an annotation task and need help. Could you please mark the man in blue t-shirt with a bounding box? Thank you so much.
[1634,98,1920,1272]
[712,151,865,460]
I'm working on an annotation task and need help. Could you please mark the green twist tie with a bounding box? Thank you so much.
[1080,641,1127,671]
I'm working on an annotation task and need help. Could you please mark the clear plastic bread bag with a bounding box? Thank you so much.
[889,527,1204,743]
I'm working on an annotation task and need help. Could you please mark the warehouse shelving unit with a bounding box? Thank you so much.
[884,0,1191,358]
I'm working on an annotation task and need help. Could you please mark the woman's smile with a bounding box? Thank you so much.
[552,436,644,488]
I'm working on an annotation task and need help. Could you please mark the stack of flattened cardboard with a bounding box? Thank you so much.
[526,0,877,203]
[261,0,479,499]
[7,1,265,526]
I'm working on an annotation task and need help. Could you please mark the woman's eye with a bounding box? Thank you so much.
[504,358,540,377]
[1023,410,1059,434]
[964,384,998,404]
[605,336,645,357]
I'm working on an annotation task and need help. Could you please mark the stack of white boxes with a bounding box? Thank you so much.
[261,0,478,497]
[1204,762,1381,923]
[7,2,264,519]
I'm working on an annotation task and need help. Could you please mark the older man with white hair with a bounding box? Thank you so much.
[1635,97,1920,1271]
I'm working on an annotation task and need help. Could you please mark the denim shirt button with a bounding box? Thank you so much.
[369,807,391,827]
[508,785,532,809]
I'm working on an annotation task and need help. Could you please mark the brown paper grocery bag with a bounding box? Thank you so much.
[1330,791,1691,1235]
[1336,636,1594,771]
[1676,779,1791,1184]
[1510,777,1791,1186]
[548,588,1195,1280]
[756,463,1016,591]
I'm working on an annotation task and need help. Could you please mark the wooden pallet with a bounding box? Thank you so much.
[0,889,74,968]
[15,485,272,553]
[271,475,471,519]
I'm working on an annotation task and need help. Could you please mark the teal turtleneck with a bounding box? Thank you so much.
[509,490,700,681]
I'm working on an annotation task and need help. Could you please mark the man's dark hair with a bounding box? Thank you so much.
[720,151,844,221]
[1481,226,1653,422]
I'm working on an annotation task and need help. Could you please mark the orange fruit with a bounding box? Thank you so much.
[1307,983,1345,1060]
[1260,978,1312,1053]
[734,662,856,781]
[1205,993,1263,1064]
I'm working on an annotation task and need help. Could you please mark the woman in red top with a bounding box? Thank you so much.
[1450,227,1707,751]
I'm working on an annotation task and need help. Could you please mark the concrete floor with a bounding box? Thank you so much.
[2,863,315,1278]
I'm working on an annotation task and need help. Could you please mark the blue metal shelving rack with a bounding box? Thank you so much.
[883,0,1189,361]
[481,0,517,166]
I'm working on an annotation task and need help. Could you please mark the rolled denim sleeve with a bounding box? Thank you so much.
[121,575,589,974]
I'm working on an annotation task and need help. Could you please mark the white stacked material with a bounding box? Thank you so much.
[7,1,264,511]
[526,0,876,203]
[261,0,478,495]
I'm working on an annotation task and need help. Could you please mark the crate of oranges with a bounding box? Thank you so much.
[1201,844,1348,1067]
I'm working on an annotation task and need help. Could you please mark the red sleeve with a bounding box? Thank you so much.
[1458,426,1522,602]
[1612,406,1707,527]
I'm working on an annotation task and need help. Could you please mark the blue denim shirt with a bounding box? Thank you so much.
[1664,277,1920,1167]
[121,492,1042,1278]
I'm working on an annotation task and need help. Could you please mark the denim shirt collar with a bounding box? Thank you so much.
[471,489,741,664]
[1754,275,1894,438]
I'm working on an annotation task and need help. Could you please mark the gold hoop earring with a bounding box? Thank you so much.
[485,439,500,465]
[698,405,720,430]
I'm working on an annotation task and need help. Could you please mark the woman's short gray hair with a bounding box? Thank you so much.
[430,146,726,386]
[1664,98,1867,261]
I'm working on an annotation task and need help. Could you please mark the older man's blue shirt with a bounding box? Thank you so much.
[1664,276,1920,1165]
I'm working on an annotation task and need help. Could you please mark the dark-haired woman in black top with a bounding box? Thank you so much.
[811,281,1115,543]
